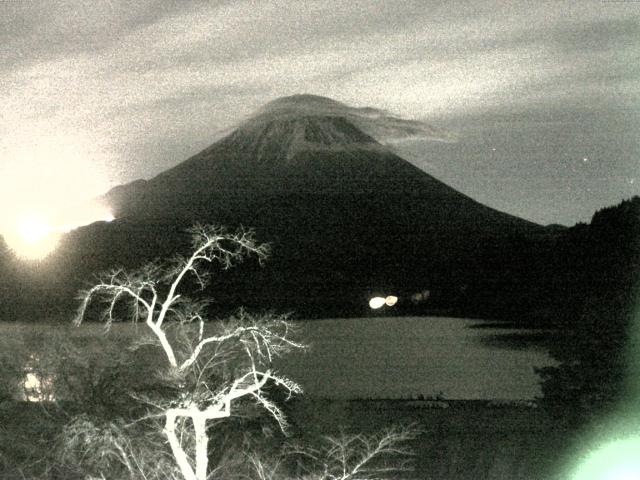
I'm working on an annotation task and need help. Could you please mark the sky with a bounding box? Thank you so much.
[1,0,639,227]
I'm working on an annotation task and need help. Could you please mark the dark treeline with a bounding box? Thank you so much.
[535,197,640,423]
[363,196,639,336]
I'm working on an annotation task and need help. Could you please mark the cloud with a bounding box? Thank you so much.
[0,1,186,66]
[0,0,638,203]
[243,94,456,144]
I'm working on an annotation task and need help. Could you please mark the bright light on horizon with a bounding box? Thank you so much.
[2,206,114,260]
[4,212,60,260]
[57,208,115,233]
[16,214,51,245]
[0,128,116,260]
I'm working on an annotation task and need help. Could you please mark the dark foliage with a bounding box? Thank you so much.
[537,197,640,424]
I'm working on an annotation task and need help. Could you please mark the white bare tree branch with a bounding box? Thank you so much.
[285,424,423,480]
[73,225,302,480]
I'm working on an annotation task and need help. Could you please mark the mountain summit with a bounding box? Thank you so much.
[82,95,544,316]
[244,94,455,144]
[106,94,506,218]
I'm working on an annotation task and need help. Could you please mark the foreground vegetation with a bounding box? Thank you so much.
[1,226,423,479]
[0,317,600,479]
[0,390,592,480]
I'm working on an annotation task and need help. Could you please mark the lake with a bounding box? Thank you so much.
[2,316,556,401]
[276,317,556,400]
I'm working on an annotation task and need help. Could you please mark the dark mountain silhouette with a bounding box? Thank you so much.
[104,95,526,227]
[2,95,553,319]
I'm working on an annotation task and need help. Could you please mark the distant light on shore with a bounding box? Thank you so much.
[369,297,386,309]
[369,295,398,309]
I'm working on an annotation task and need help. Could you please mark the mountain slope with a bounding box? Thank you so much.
[85,95,545,316]
[105,95,535,230]
[3,95,550,320]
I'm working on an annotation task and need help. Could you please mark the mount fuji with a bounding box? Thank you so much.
[3,95,550,319]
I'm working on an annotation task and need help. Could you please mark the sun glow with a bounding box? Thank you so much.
[17,214,51,245]
[3,206,114,260]
[9,213,59,259]
[0,129,115,260]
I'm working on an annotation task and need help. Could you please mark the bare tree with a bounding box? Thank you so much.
[293,425,421,480]
[247,424,422,480]
[74,225,304,480]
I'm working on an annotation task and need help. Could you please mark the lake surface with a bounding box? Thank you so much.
[3,316,556,401]
[276,317,556,400]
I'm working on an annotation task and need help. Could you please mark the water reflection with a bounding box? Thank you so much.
[23,354,54,402]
